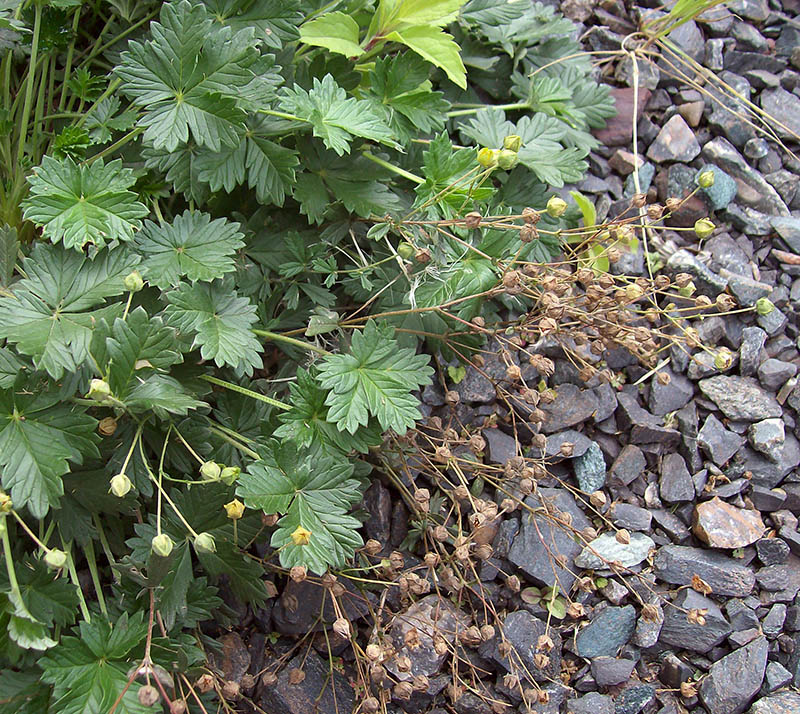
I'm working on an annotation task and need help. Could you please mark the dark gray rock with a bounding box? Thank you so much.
[654,545,755,596]
[616,393,681,447]
[614,685,655,714]
[728,432,800,488]
[575,605,637,659]
[772,216,800,254]
[651,508,691,541]
[660,589,732,653]
[707,72,756,148]
[703,137,790,217]
[259,649,354,714]
[727,0,768,21]
[761,603,786,637]
[757,358,797,391]
[698,164,738,211]
[698,413,745,466]
[590,657,635,687]
[748,418,785,463]
[493,610,562,683]
[649,368,693,415]
[272,578,370,635]
[483,428,518,464]
[699,636,768,714]
[609,445,647,487]
[659,652,693,688]
[540,383,600,434]
[722,270,773,307]
[765,169,798,206]
[733,23,768,52]
[567,692,615,714]
[539,429,592,460]
[756,564,788,591]
[739,327,767,376]
[508,488,591,591]
[760,88,800,140]
[723,204,774,236]
[610,503,652,531]
[698,376,782,421]
[756,306,788,336]
[755,537,790,566]
[660,452,695,502]
[666,249,729,296]
[647,115,701,163]
[574,442,606,492]
[364,481,392,545]
[748,692,800,714]
[763,661,792,692]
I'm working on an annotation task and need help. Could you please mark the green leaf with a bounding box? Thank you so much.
[134,211,245,289]
[83,96,137,145]
[201,0,302,49]
[0,224,18,287]
[300,12,362,57]
[100,307,184,399]
[385,26,467,89]
[570,190,596,228]
[316,320,434,434]
[237,441,364,573]
[0,670,52,713]
[195,118,299,206]
[0,244,140,378]
[275,368,382,454]
[155,543,193,631]
[0,348,26,388]
[125,375,205,418]
[143,141,211,207]
[460,0,527,26]
[116,0,264,151]
[0,384,99,517]
[278,74,396,156]
[22,157,148,251]
[40,612,150,714]
[7,616,57,651]
[13,558,80,628]
[164,280,262,374]
[196,539,268,605]
[376,0,467,29]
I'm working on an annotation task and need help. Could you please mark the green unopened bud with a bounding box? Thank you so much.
[697,170,715,189]
[44,548,68,570]
[694,217,715,240]
[546,196,568,218]
[677,281,696,297]
[220,466,240,485]
[199,461,221,481]
[397,242,414,260]
[87,378,112,401]
[476,147,498,168]
[224,499,245,520]
[123,270,144,293]
[496,149,519,170]
[109,473,132,497]
[193,532,216,554]
[756,297,775,315]
[503,134,522,152]
[0,491,11,513]
[151,533,174,558]
[714,349,733,371]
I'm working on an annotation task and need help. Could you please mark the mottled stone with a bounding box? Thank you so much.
[593,88,651,147]
[693,498,765,548]
[748,692,800,714]
[647,115,701,163]
[649,367,693,415]
[540,383,600,434]
[574,442,606,492]
[660,589,732,653]
[493,610,561,683]
[539,429,592,460]
[616,393,680,446]
[567,692,615,714]
[698,164,738,211]
[748,418,785,463]
[739,327,767,377]
[610,503,652,532]
[660,452,695,502]
[757,358,797,391]
[699,637,768,714]
[614,685,655,714]
[698,376,782,421]
[575,605,637,659]
[761,88,800,140]
[697,414,745,466]
[654,545,755,596]
[608,445,646,487]
[574,532,655,570]
[590,657,635,688]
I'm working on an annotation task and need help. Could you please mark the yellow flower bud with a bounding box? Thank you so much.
[697,170,715,189]
[397,242,414,260]
[714,349,733,371]
[193,532,216,554]
[496,149,519,170]
[109,473,132,497]
[0,491,11,513]
[151,533,174,558]
[503,134,522,152]
[220,466,240,485]
[694,218,715,240]
[44,548,68,570]
[476,147,497,168]
[290,525,312,546]
[224,499,245,520]
[546,196,568,218]
[199,461,221,481]
[756,297,774,315]
[87,378,112,401]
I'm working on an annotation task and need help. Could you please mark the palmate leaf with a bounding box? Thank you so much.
[201,0,303,49]
[22,156,148,250]
[143,141,211,207]
[0,244,140,378]
[40,612,150,714]
[195,117,299,206]
[116,0,265,151]
[385,26,467,89]
[316,320,434,434]
[134,210,245,288]
[0,384,99,518]
[164,280,262,375]
[237,441,363,573]
[300,11,362,57]
[3,557,80,628]
[0,670,52,713]
[0,224,18,287]
[278,74,396,156]
[275,367,382,454]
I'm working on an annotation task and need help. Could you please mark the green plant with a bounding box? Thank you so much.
[0,0,614,708]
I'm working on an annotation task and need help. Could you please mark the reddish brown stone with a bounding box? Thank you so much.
[593,87,652,147]
[692,497,765,549]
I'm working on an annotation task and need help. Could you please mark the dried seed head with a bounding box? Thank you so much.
[505,363,522,381]
[589,490,607,508]
[641,603,661,622]
[656,371,671,386]
[433,525,449,542]
[567,602,585,618]
[522,207,540,224]
[559,441,575,458]
[453,485,470,501]
[500,497,516,512]
[716,293,736,311]
[389,551,405,569]
[261,672,278,686]
[415,248,431,263]
[444,390,460,406]
[289,566,307,582]
[333,617,351,639]
[681,681,698,698]
[395,654,412,672]
[369,664,386,684]
[475,543,494,560]
[221,680,240,699]
[459,625,482,647]
[665,197,682,212]
[616,529,631,544]
[195,674,215,693]
[464,211,482,229]
[364,539,382,555]
[520,223,538,242]
[98,416,118,436]
[647,203,664,221]
[631,193,647,208]
[138,685,160,707]
[363,696,380,713]
[365,643,382,661]
[433,634,449,655]
[288,668,306,685]
[533,653,550,669]
[435,445,452,462]
[414,488,430,504]
[607,247,621,263]
[170,701,188,714]
[412,674,430,692]
[505,574,521,592]
[424,551,440,567]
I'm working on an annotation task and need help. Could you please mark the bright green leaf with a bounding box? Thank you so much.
[385,26,467,89]
[300,12,362,57]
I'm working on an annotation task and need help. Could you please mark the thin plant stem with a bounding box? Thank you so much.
[252,328,331,355]
[16,1,42,165]
[200,374,292,411]
[83,538,108,618]
[62,538,92,622]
